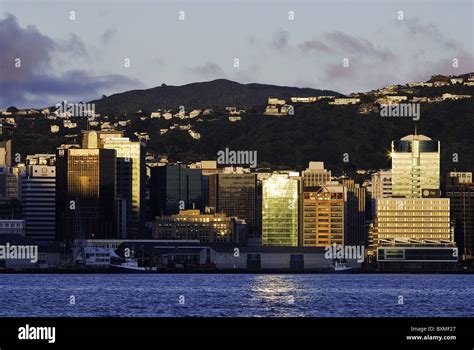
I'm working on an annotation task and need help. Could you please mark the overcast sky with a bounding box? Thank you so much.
[0,0,473,109]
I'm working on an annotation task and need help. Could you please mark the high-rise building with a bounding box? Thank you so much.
[302,161,331,187]
[56,148,116,241]
[190,160,219,208]
[371,198,452,247]
[97,136,145,238]
[208,172,257,231]
[445,172,474,260]
[371,170,392,200]
[391,134,440,198]
[262,172,300,246]
[343,179,367,246]
[0,123,14,168]
[302,184,345,247]
[150,165,202,216]
[21,154,56,241]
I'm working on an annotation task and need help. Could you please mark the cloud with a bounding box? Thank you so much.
[299,39,336,54]
[101,28,117,44]
[323,31,396,61]
[0,13,55,81]
[0,14,141,108]
[271,29,289,51]
[188,62,226,80]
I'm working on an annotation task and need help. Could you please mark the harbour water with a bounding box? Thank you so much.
[0,274,472,317]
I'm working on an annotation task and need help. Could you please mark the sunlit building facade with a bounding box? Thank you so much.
[56,148,116,241]
[302,185,345,247]
[152,209,245,243]
[262,172,300,246]
[371,198,452,247]
[371,169,392,199]
[302,161,331,187]
[391,134,440,198]
[100,137,145,238]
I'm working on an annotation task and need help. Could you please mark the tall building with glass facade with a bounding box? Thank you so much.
[82,131,145,238]
[445,172,474,260]
[208,172,257,230]
[262,172,300,246]
[56,148,116,241]
[391,134,440,198]
[99,137,144,238]
[150,165,202,216]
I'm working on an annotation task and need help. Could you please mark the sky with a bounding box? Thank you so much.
[0,0,473,109]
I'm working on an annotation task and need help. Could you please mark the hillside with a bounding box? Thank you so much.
[89,79,342,114]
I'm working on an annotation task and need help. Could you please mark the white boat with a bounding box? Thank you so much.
[329,260,353,273]
[111,259,159,273]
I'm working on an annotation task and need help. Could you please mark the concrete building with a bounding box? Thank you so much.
[0,219,25,235]
[302,161,331,187]
[371,198,452,248]
[21,154,56,241]
[371,170,392,199]
[302,184,345,247]
[152,210,247,243]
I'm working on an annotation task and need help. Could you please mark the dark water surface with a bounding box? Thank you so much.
[0,274,472,317]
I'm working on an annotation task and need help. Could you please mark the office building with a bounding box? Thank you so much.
[371,198,452,247]
[445,172,474,260]
[262,172,300,246]
[302,184,345,247]
[150,165,202,216]
[343,179,367,246]
[302,161,331,187]
[371,170,392,199]
[0,219,25,235]
[208,172,257,231]
[56,148,116,241]
[153,209,247,243]
[391,134,440,198]
[21,154,56,241]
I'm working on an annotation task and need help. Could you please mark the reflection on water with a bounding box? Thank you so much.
[0,274,473,317]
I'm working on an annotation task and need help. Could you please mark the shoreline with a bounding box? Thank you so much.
[0,268,473,274]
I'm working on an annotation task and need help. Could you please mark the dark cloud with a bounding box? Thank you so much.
[0,14,141,109]
[0,13,55,81]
